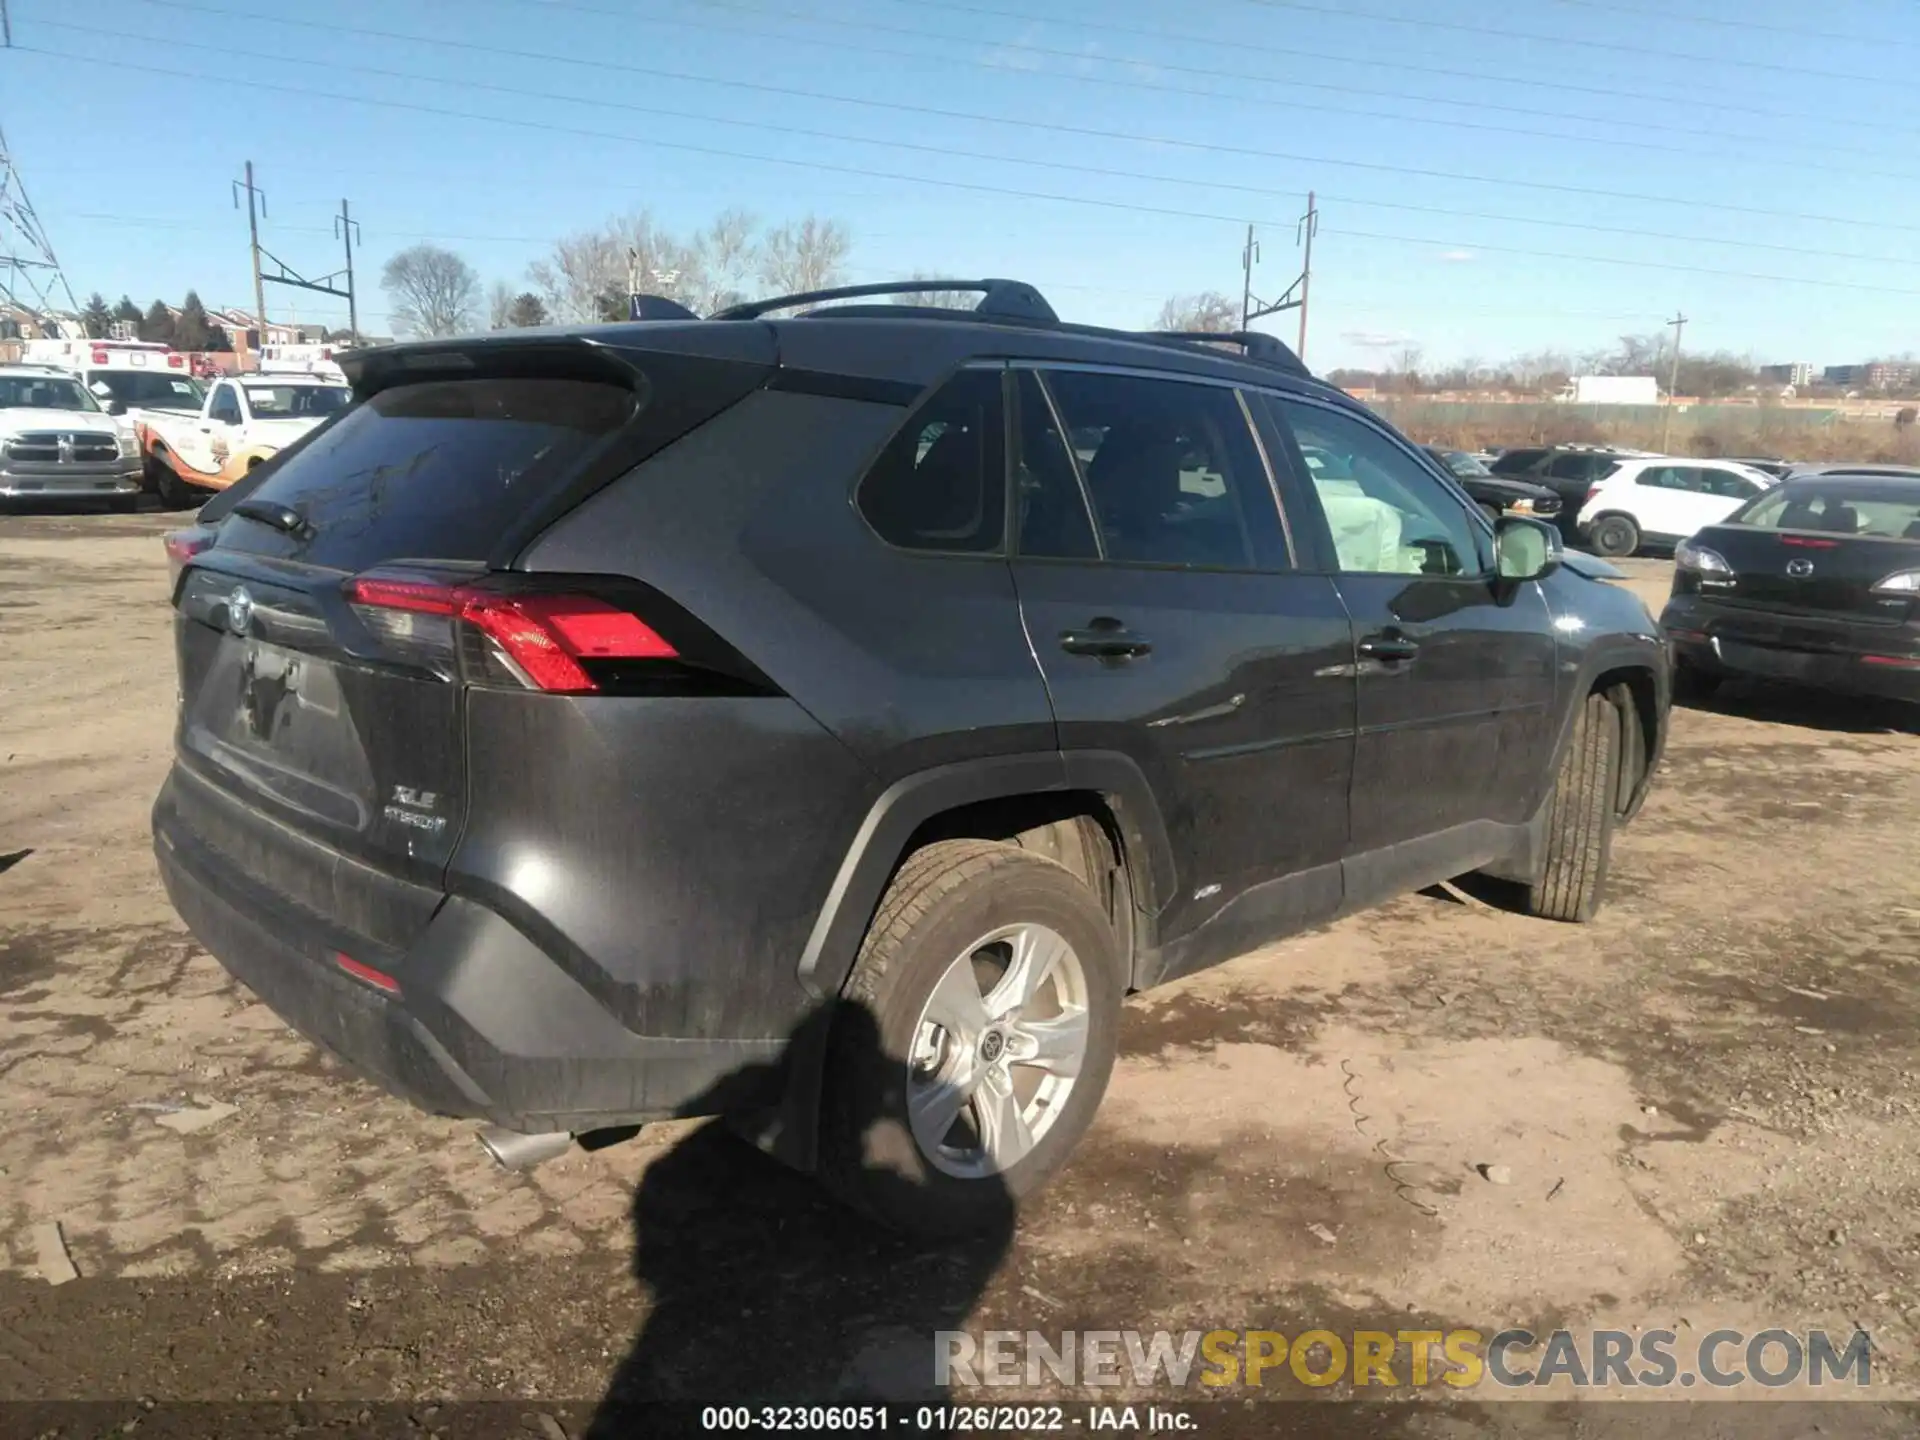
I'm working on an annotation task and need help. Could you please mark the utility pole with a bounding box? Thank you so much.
[1237,193,1320,362]
[1240,224,1258,333]
[334,199,361,342]
[1662,311,1688,452]
[1296,191,1318,363]
[233,161,267,339]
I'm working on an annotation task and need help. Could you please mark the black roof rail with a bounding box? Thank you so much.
[1137,330,1309,376]
[711,278,1058,323]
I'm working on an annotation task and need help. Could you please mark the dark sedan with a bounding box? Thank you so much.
[1660,470,1920,704]
[1423,447,1564,523]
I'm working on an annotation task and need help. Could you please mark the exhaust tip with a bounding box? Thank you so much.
[477,1126,574,1171]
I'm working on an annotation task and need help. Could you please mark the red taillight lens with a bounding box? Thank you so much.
[344,576,676,693]
[1780,535,1840,549]
[167,354,184,368]
[335,951,401,994]
[91,348,109,364]
[1861,655,1920,670]
[163,529,214,565]
[1585,485,1602,501]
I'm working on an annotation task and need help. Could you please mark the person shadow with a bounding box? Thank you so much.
[585,998,1015,1435]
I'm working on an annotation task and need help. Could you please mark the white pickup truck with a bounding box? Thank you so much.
[0,364,144,508]
[140,373,351,505]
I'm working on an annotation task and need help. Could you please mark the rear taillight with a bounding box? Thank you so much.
[91,348,109,364]
[1674,539,1732,575]
[1585,484,1603,501]
[1869,568,1920,596]
[164,528,214,568]
[344,575,676,693]
[167,354,184,369]
[335,951,401,994]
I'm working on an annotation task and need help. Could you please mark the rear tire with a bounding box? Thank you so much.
[1589,514,1640,557]
[1525,690,1623,924]
[820,839,1122,1238]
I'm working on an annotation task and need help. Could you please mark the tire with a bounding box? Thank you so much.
[1525,690,1623,924]
[820,838,1123,1237]
[149,452,201,510]
[1589,514,1640,557]
[1672,662,1721,705]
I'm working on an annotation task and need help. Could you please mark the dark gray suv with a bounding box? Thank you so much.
[154,280,1670,1235]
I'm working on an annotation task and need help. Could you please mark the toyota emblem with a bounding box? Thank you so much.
[1785,558,1815,578]
[227,586,255,635]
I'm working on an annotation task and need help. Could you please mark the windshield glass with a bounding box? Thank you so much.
[1441,451,1492,477]
[241,383,351,418]
[1734,480,1920,539]
[87,370,205,411]
[0,375,102,412]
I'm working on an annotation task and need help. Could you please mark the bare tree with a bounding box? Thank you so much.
[1390,344,1425,392]
[488,280,516,330]
[758,216,851,297]
[694,208,759,315]
[894,274,978,310]
[1154,292,1239,333]
[381,244,481,338]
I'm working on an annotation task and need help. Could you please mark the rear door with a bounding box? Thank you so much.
[1006,366,1355,963]
[168,336,775,905]
[1260,393,1558,892]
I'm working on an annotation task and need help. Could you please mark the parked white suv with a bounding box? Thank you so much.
[1577,458,1779,557]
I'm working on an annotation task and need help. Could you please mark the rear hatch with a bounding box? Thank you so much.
[1689,478,1920,627]
[164,329,775,946]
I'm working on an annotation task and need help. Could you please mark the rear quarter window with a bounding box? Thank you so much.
[229,377,639,568]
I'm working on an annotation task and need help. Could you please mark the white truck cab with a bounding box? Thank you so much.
[0,364,143,506]
[139,373,351,503]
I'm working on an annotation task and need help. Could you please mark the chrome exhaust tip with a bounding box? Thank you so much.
[477,1126,574,1171]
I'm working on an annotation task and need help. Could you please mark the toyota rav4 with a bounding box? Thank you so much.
[154,280,1670,1236]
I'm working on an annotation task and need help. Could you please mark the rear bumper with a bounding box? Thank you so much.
[1661,595,1920,702]
[153,772,789,1133]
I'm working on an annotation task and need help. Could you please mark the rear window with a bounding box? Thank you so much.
[240,383,351,418]
[1734,481,1920,539]
[227,377,639,566]
[88,370,204,409]
[1489,448,1547,474]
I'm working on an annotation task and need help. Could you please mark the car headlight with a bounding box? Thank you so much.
[118,433,138,459]
[1674,538,1731,574]
[1871,568,1920,595]
[1507,498,1536,514]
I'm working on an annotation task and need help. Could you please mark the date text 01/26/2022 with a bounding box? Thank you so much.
[699,1404,1197,1432]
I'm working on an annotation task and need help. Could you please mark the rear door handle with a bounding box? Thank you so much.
[1060,621,1152,660]
[1358,633,1420,663]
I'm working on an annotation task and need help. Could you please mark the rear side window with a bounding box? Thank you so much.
[856,368,1006,554]
[1639,465,1702,492]
[1034,369,1283,570]
[1489,448,1546,474]
[1739,483,1920,538]
[233,378,638,566]
[1700,468,1762,499]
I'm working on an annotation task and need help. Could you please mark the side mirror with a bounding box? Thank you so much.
[104,399,127,416]
[1494,515,1560,583]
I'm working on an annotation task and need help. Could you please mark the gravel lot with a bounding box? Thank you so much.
[3,510,1918,1425]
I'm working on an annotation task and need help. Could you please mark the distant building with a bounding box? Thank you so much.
[1759,362,1814,387]
[1826,362,1916,389]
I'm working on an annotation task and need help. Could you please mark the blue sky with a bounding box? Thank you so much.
[8,0,1920,370]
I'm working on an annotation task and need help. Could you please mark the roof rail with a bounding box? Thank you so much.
[711,278,1058,323]
[1138,330,1308,376]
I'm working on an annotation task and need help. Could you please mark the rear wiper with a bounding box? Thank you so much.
[232,499,313,538]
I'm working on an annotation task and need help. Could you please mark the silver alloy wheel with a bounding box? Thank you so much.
[905,922,1091,1180]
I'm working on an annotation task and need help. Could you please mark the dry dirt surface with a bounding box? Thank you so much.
[3,517,1919,1433]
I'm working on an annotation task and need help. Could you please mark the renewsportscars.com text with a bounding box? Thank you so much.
[937,1327,1873,1390]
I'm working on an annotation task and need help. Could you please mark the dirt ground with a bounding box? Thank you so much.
[3,508,1919,1428]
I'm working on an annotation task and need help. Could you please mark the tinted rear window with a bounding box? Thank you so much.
[1489,448,1546,473]
[88,370,203,408]
[227,378,638,567]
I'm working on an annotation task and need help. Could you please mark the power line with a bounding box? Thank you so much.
[33,15,1920,267]
[117,0,1920,186]
[1540,0,1914,50]
[860,0,1818,120]
[1230,0,1916,89]
[645,0,1920,161]
[19,42,1920,300]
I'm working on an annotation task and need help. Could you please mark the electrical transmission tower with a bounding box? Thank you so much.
[1239,192,1319,362]
[0,123,80,330]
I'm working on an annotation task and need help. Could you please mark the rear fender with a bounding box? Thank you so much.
[761,749,1174,1171]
